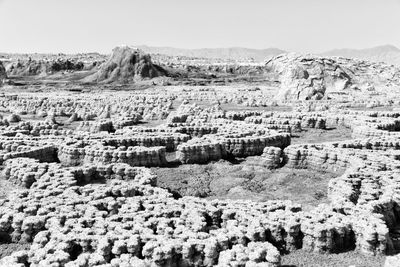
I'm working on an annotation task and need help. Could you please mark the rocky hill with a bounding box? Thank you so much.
[83,46,168,83]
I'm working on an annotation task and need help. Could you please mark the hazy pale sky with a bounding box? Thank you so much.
[0,0,399,54]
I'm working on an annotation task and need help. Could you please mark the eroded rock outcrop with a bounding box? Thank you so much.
[176,130,290,164]
[0,159,300,266]
[266,53,400,101]
[266,54,353,100]
[0,61,7,86]
[6,58,85,76]
[84,46,167,83]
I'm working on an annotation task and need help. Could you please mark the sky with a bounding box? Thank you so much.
[0,0,399,54]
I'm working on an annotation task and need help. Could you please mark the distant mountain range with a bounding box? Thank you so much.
[136,45,286,62]
[136,44,400,66]
[321,45,400,66]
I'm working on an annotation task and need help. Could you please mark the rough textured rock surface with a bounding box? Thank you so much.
[84,46,167,83]
[266,53,353,100]
[266,53,400,101]
[385,253,400,267]
[0,61,7,86]
[6,58,85,76]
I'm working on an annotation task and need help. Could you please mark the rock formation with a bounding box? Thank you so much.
[84,46,168,83]
[0,61,7,86]
[266,53,353,100]
[266,53,400,101]
[6,58,85,76]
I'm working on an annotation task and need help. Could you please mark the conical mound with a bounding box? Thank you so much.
[84,46,167,83]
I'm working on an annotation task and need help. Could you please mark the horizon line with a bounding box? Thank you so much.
[0,43,399,55]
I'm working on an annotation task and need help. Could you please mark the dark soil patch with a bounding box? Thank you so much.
[153,160,242,197]
[291,126,352,145]
[152,160,341,210]
[220,103,292,112]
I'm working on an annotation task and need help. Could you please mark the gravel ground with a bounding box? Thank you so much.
[153,160,340,210]
[281,250,385,267]
[291,126,353,145]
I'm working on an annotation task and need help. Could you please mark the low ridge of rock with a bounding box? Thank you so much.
[6,58,85,77]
